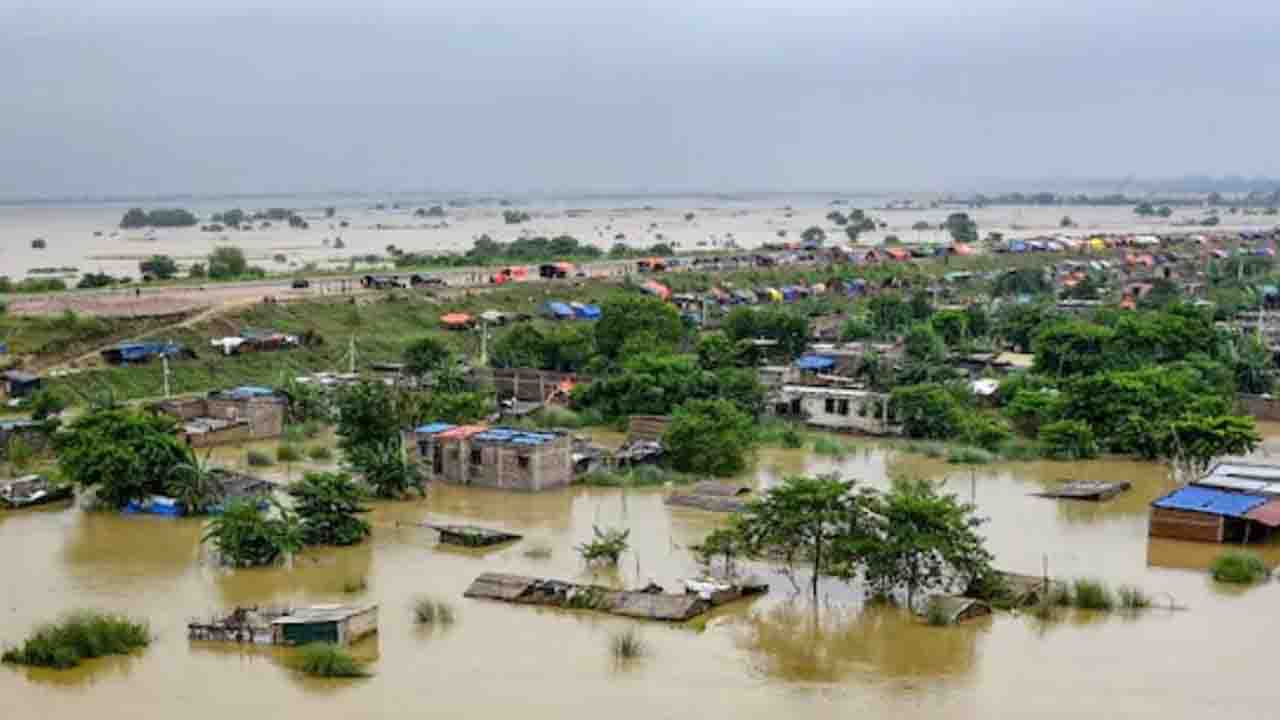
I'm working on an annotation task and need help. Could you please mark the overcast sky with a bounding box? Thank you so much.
[3,1,1278,198]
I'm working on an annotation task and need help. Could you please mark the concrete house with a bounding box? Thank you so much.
[156,386,287,447]
[405,423,573,491]
[773,385,898,435]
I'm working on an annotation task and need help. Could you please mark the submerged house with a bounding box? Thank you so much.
[773,385,898,435]
[1149,462,1280,543]
[156,386,287,447]
[405,423,573,491]
[101,341,194,365]
[0,370,42,400]
[188,604,378,646]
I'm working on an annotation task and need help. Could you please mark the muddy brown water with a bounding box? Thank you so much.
[3,435,1280,718]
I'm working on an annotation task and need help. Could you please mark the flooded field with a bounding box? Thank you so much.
[3,439,1279,719]
[2,197,1273,280]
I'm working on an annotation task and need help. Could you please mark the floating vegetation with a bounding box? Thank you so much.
[1,611,150,669]
[291,643,369,678]
[1210,551,1269,584]
[577,466,695,488]
[1117,585,1151,610]
[1070,579,1115,611]
[947,446,995,465]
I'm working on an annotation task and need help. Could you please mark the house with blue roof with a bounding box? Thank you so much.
[1149,463,1280,543]
[403,423,573,491]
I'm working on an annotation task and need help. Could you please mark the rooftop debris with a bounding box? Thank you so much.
[0,475,73,509]
[1034,480,1132,501]
[424,523,523,547]
[463,572,766,622]
[922,595,992,624]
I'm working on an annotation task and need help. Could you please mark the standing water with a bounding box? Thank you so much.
[2,439,1279,719]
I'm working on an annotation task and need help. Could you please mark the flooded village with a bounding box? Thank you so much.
[2,194,1280,719]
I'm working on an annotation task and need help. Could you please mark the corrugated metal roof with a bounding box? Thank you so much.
[1195,476,1277,494]
[1245,499,1280,528]
[1206,462,1280,484]
[1152,485,1268,518]
[473,427,558,446]
[437,424,489,440]
[415,422,455,435]
[795,355,835,371]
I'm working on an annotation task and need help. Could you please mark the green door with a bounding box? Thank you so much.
[282,621,339,645]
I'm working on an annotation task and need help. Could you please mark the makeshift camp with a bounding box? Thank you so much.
[188,605,378,646]
[463,573,766,622]
[542,301,575,320]
[101,342,194,365]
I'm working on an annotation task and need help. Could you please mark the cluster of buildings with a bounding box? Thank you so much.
[155,386,287,447]
[1150,462,1280,544]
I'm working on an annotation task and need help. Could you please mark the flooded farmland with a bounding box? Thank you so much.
[3,440,1279,719]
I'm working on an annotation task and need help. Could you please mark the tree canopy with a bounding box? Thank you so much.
[55,409,189,509]
[662,398,755,476]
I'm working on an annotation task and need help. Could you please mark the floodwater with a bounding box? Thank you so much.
[3,438,1280,719]
[2,196,1274,280]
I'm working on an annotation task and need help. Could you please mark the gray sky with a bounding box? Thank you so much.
[3,1,1278,197]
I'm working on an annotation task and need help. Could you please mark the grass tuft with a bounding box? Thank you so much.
[1210,551,1269,584]
[412,596,456,626]
[811,436,849,457]
[277,444,303,463]
[609,627,646,661]
[1070,578,1114,611]
[307,444,335,461]
[924,600,953,626]
[1,611,150,669]
[1116,585,1151,610]
[291,643,369,678]
[904,440,948,459]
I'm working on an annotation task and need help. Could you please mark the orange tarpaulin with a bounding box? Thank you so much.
[440,313,474,327]
[642,280,671,300]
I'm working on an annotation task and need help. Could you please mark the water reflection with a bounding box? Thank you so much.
[737,601,983,683]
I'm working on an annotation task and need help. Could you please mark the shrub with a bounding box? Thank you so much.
[1210,551,1269,584]
[307,445,334,461]
[282,425,307,444]
[1,611,150,669]
[780,427,803,449]
[246,449,274,467]
[412,597,456,625]
[1117,585,1151,610]
[609,628,646,660]
[1039,420,1099,460]
[534,406,584,428]
[277,444,303,463]
[959,411,1013,452]
[291,643,369,678]
[1071,579,1114,610]
[948,446,994,465]
[811,436,849,456]
[576,525,630,566]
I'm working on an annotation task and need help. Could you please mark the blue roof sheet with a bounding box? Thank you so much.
[545,301,574,317]
[416,422,456,434]
[795,355,836,371]
[1152,485,1268,518]
[473,427,558,445]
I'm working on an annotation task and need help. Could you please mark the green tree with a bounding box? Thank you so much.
[1164,414,1261,482]
[288,472,371,546]
[663,399,755,476]
[868,293,913,335]
[696,333,740,370]
[595,295,684,360]
[1233,335,1274,395]
[904,322,947,364]
[28,388,67,421]
[865,477,992,609]
[839,316,875,342]
[346,440,424,499]
[403,335,454,377]
[801,226,826,245]
[736,475,879,603]
[576,526,630,566]
[207,246,248,279]
[964,303,990,339]
[891,384,964,440]
[55,409,189,509]
[723,307,809,358]
[929,310,968,348]
[945,213,978,244]
[165,448,229,515]
[120,208,149,228]
[1032,320,1117,377]
[139,255,179,280]
[1038,420,1099,460]
[994,267,1051,297]
[492,324,548,369]
[203,499,303,567]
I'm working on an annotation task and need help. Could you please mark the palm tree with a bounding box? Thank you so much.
[167,448,223,515]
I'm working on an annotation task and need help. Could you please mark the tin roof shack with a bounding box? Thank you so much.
[405,424,572,491]
[157,386,286,447]
[101,341,194,366]
[1,370,41,400]
[776,385,898,435]
[188,604,378,646]
[1149,485,1279,543]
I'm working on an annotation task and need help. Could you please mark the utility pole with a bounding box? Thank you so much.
[480,319,489,367]
[162,354,171,399]
[348,335,356,374]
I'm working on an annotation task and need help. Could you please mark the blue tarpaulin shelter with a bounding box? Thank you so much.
[571,303,601,320]
[543,301,574,319]
[795,355,835,371]
[1152,485,1268,518]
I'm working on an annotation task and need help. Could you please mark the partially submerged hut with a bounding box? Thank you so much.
[188,604,378,646]
[462,573,765,622]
